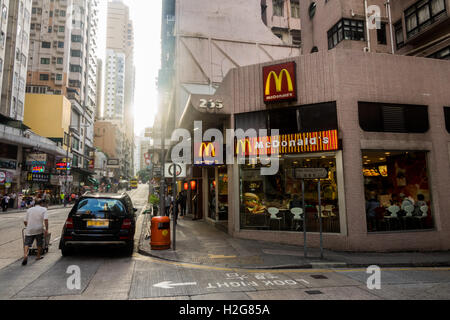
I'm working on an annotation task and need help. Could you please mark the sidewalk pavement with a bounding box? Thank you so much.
[138,215,450,269]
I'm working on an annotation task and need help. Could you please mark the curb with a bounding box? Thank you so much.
[136,246,450,270]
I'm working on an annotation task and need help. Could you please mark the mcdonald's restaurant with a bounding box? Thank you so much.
[178,48,450,252]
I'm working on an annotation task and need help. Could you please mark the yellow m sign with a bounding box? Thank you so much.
[265,69,294,95]
[235,139,252,156]
[199,143,216,157]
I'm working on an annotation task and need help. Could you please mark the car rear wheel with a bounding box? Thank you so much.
[61,243,74,256]
[124,241,134,256]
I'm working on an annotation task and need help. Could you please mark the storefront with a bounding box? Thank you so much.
[179,49,450,252]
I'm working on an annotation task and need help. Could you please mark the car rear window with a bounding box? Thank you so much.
[76,198,126,217]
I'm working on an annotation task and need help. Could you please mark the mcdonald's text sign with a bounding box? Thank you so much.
[263,62,297,103]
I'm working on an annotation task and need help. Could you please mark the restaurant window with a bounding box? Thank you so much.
[358,102,429,133]
[362,150,433,232]
[405,0,446,39]
[240,155,340,233]
[328,18,365,50]
[444,107,450,133]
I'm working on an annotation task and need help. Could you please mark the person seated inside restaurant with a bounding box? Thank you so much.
[414,194,427,216]
[289,194,303,210]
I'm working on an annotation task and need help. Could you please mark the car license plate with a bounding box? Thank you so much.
[87,220,109,228]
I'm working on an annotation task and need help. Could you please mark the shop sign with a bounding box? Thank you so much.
[0,159,17,170]
[26,172,50,183]
[0,171,5,183]
[236,130,338,156]
[32,166,45,173]
[26,153,47,165]
[194,142,223,166]
[164,163,186,178]
[107,159,120,169]
[263,62,297,103]
[56,162,71,171]
[295,168,328,179]
[4,182,11,188]
[88,159,95,170]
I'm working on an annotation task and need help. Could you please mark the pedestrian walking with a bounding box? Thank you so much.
[181,190,187,217]
[10,192,17,209]
[1,194,9,212]
[22,199,49,265]
[165,193,172,217]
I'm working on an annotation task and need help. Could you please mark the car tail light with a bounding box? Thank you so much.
[121,219,132,230]
[65,217,74,229]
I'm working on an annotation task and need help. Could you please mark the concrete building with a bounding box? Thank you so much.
[261,0,302,46]
[156,0,301,135]
[298,0,450,58]
[180,49,450,252]
[23,93,71,143]
[25,0,99,191]
[0,0,10,104]
[93,119,123,177]
[27,0,73,96]
[1,0,32,121]
[104,49,125,120]
[103,0,135,179]
[391,0,450,58]
[95,57,102,120]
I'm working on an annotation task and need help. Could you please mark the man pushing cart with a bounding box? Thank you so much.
[22,199,50,266]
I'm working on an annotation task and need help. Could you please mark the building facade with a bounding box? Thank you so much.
[1,0,32,121]
[261,0,302,46]
[102,0,135,179]
[25,0,99,192]
[181,49,450,252]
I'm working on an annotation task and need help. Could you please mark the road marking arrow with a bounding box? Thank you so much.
[153,281,197,289]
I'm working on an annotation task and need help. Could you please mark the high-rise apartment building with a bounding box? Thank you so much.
[0,1,10,105]
[95,57,102,120]
[101,0,135,179]
[104,49,125,120]
[27,0,73,96]
[261,0,302,46]
[298,0,450,59]
[25,0,99,190]
[1,0,32,121]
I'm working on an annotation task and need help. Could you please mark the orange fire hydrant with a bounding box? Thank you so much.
[150,216,171,250]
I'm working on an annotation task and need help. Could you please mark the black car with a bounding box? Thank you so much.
[59,193,137,256]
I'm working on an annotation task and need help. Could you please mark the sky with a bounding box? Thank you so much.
[98,0,162,136]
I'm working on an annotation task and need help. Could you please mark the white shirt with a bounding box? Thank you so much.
[24,205,48,236]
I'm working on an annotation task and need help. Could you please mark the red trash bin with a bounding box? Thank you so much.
[150,216,171,250]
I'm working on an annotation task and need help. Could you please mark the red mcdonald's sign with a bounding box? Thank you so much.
[236,130,339,157]
[263,61,297,103]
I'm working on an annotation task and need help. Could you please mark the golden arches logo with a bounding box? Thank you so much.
[236,139,252,155]
[265,69,294,95]
[199,143,216,157]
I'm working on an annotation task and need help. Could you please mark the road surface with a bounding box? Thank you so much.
[0,184,449,300]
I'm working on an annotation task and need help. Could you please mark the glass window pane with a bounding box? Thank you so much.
[240,156,340,233]
[362,151,433,232]
[431,0,445,15]
[418,5,431,24]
